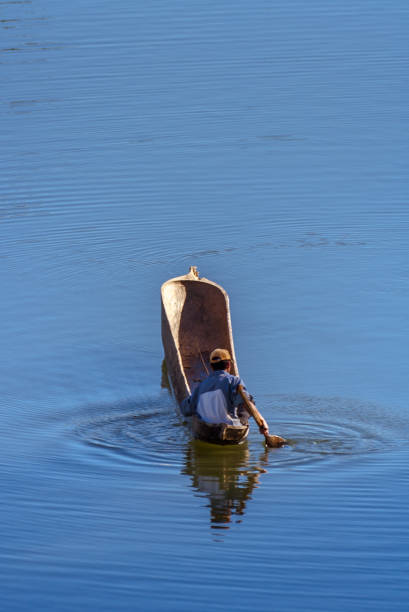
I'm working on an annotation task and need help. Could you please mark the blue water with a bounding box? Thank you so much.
[1,1,408,610]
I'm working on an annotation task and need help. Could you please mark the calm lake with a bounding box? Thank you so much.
[1,0,408,610]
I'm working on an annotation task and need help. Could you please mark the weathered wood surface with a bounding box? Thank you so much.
[161,266,238,403]
[192,416,249,445]
[161,266,246,444]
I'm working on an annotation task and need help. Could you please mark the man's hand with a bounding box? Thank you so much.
[258,416,269,435]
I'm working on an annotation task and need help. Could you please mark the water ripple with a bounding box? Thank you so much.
[70,393,395,475]
[72,398,188,471]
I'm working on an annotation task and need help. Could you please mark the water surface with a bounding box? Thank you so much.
[1,1,408,610]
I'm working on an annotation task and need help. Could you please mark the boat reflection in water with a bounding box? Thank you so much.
[182,440,269,529]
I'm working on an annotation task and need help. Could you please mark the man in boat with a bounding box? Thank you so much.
[181,348,268,433]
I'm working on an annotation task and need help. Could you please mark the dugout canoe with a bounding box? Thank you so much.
[161,266,249,445]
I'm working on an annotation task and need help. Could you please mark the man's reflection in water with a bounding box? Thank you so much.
[182,440,269,529]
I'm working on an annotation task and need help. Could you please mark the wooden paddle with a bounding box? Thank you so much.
[238,385,286,448]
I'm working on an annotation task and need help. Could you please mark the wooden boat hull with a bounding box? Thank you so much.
[192,415,249,445]
[161,266,247,445]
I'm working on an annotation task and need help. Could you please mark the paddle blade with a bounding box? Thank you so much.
[265,434,287,448]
